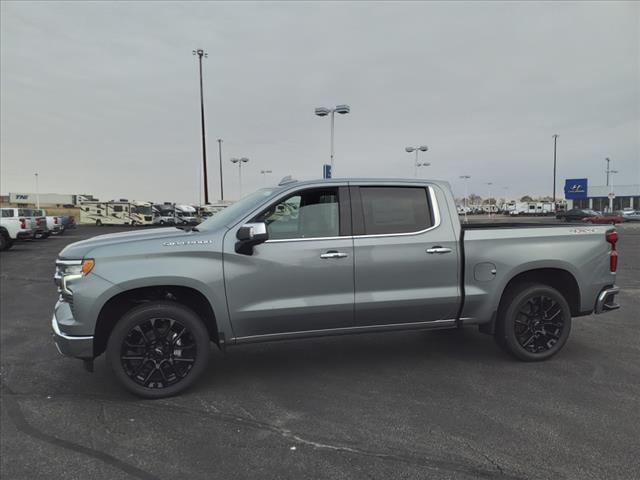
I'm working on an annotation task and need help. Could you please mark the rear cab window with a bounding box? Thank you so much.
[355,186,434,235]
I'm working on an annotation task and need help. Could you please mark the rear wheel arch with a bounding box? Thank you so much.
[499,268,581,317]
[94,285,220,358]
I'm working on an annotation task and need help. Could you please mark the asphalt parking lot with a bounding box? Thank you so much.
[1,222,639,480]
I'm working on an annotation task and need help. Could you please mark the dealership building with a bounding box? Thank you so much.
[3,192,95,207]
[564,178,640,211]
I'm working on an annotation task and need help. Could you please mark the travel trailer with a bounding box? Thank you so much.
[507,202,555,216]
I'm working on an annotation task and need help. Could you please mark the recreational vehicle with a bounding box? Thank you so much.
[80,200,153,226]
[174,204,198,225]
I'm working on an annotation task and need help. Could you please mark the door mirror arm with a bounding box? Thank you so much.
[235,222,269,255]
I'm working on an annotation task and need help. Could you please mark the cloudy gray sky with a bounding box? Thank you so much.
[1,1,638,203]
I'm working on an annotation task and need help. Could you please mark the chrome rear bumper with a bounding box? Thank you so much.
[595,286,620,314]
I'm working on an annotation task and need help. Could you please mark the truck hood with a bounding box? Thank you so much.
[59,228,203,259]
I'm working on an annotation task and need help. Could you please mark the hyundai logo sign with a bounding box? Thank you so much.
[564,178,588,199]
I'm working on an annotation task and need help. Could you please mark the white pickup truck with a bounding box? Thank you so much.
[33,209,63,235]
[0,208,36,251]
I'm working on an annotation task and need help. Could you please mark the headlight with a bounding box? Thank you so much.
[54,259,95,297]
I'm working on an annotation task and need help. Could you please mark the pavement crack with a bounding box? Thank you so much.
[0,383,160,480]
[3,388,527,479]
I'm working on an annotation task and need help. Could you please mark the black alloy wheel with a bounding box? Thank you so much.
[120,318,197,389]
[512,295,565,354]
[495,283,571,361]
[107,302,210,398]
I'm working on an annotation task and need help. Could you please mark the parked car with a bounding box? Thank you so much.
[583,213,624,224]
[0,208,36,250]
[556,208,600,221]
[621,211,640,222]
[616,210,640,222]
[52,178,620,398]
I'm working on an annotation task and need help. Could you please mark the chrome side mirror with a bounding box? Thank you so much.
[235,222,268,254]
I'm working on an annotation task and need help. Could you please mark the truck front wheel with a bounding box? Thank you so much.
[495,283,571,361]
[0,232,13,251]
[106,302,211,398]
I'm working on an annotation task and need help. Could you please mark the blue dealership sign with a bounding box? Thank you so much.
[323,164,332,179]
[564,178,588,199]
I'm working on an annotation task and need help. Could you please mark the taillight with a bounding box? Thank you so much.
[37,218,42,226]
[610,251,618,273]
[20,218,26,229]
[606,229,618,273]
[54,217,59,224]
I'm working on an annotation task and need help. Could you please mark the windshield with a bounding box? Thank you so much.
[198,188,279,231]
[132,205,152,215]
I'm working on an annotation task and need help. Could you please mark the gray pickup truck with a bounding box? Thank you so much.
[52,179,620,398]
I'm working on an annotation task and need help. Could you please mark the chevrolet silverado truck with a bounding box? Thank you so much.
[0,208,36,251]
[52,179,620,398]
[33,209,63,235]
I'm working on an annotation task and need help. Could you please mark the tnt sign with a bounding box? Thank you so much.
[564,179,588,199]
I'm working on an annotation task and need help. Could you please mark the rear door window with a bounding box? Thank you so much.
[359,187,433,235]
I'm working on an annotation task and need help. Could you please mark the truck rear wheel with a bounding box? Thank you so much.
[106,302,211,398]
[495,283,571,361]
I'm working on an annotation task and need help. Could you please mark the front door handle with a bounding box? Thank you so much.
[426,247,452,254]
[320,250,349,259]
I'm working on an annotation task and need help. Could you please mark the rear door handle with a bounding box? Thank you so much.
[320,250,349,259]
[426,247,452,254]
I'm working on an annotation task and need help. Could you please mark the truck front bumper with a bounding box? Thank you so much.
[595,285,620,314]
[51,309,94,359]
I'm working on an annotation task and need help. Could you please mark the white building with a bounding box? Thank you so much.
[565,183,640,211]
[8,192,94,207]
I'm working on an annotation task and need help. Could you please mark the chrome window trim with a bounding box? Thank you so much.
[265,185,441,243]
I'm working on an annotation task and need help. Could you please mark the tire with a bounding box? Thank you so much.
[159,220,165,225]
[96,220,102,226]
[106,302,211,398]
[495,283,571,361]
[0,232,12,251]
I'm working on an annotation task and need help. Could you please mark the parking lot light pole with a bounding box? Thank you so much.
[193,48,210,204]
[609,170,618,212]
[485,182,493,217]
[416,162,431,177]
[460,175,471,223]
[405,146,429,177]
[217,139,224,201]
[605,157,611,186]
[552,134,559,206]
[230,157,249,198]
[315,105,350,176]
[34,173,40,209]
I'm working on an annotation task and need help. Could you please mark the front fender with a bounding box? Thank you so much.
[84,250,232,340]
